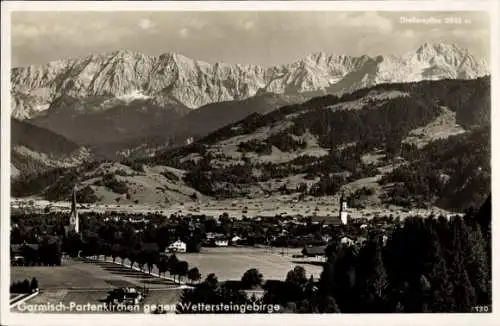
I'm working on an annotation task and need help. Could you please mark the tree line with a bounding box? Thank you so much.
[10,277,39,294]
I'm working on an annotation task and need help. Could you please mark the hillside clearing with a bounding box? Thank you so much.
[402,106,466,148]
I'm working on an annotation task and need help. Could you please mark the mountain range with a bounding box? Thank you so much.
[12,42,488,120]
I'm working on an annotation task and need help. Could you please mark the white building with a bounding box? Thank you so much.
[215,239,229,247]
[339,192,349,225]
[340,236,355,246]
[167,240,187,253]
[322,235,332,243]
[65,185,79,235]
[128,216,145,224]
[231,236,242,245]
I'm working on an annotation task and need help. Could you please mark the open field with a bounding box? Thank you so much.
[177,247,324,281]
[11,258,179,289]
[92,247,323,282]
[11,258,182,313]
[10,247,317,313]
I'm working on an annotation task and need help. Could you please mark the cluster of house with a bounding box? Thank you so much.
[12,186,396,265]
[166,240,187,253]
[301,231,389,258]
[164,233,244,253]
[203,233,243,247]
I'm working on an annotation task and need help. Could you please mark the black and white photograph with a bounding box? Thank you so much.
[1,1,497,324]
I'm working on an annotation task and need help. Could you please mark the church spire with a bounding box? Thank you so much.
[71,184,77,215]
[69,184,79,234]
[339,191,348,225]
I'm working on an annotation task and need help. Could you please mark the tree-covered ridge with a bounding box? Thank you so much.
[11,152,56,178]
[381,127,490,211]
[290,94,442,148]
[11,161,103,199]
[161,76,489,152]
[145,78,489,210]
[11,118,80,156]
[148,77,488,166]
[341,76,490,128]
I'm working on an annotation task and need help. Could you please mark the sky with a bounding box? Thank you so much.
[11,11,490,67]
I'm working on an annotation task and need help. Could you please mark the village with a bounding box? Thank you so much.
[9,185,408,312]
[10,187,395,263]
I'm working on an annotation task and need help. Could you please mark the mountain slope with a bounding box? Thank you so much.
[381,127,490,211]
[29,97,189,146]
[12,118,79,155]
[27,92,309,160]
[11,78,490,213]
[148,92,312,141]
[11,119,93,177]
[143,77,490,211]
[11,161,204,206]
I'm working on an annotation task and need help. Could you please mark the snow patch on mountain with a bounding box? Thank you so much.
[116,90,152,103]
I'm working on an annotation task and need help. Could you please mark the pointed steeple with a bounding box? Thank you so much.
[339,191,348,225]
[69,184,79,234]
[340,191,348,210]
[71,184,77,215]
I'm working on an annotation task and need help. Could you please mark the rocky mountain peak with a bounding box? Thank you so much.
[11,42,489,120]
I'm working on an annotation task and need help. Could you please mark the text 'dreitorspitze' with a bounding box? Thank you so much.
[399,16,472,25]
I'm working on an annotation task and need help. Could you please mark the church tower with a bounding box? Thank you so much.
[68,185,79,234]
[339,192,348,225]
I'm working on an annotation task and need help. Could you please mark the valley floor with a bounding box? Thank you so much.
[12,195,459,221]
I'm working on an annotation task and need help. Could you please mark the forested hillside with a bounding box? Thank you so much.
[11,119,93,177]
[380,127,490,211]
[134,77,489,211]
[12,118,80,155]
[11,77,490,212]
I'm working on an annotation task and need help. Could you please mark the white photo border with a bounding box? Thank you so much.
[1,1,498,326]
